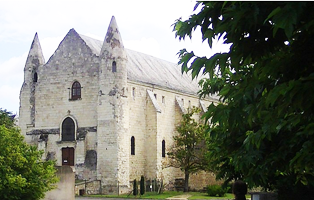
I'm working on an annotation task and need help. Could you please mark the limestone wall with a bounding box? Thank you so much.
[34,30,99,130]
[128,84,148,179]
[43,166,75,200]
[19,27,220,194]
[127,81,218,190]
[20,30,100,181]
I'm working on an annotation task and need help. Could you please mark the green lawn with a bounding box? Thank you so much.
[88,191,184,199]
[87,191,248,199]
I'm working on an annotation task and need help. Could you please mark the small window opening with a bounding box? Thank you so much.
[162,140,166,157]
[132,87,135,99]
[188,100,191,108]
[131,136,135,155]
[162,96,165,104]
[71,81,81,100]
[182,99,184,106]
[112,61,117,72]
[154,93,157,99]
[33,72,38,82]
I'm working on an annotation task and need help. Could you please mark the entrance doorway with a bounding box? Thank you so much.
[62,147,74,166]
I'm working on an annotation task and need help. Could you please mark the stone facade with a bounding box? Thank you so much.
[44,166,75,200]
[19,16,219,194]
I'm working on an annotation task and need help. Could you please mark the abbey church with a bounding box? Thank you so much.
[19,16,219,194]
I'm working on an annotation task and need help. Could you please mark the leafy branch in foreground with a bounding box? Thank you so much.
[174,2,314,200]
[0,108,58,200]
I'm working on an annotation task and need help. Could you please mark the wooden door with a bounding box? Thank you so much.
[62,147,74,166]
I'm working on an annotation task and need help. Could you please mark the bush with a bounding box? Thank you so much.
[140,176,145,195]
[222,182,232,193]
[133,179,138,196]
[207,184,228,197]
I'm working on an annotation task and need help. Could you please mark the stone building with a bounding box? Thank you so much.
[19,16,219,194]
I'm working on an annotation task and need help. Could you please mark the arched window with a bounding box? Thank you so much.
[112,61,117,72]
[33,72,38,82]
[162,140,166,157]
[62,117,75,141]
[131,136,135,155]
[72,81,81,100]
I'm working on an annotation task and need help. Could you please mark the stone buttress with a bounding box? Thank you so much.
[19,33,45,143]
[97,16,130,193]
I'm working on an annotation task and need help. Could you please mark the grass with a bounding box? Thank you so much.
[89,191,184,199]
[187,192,234,199]
[86,191,249,199]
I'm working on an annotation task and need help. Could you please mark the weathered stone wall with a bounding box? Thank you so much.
[128,83,148,180]
[189,171,223,191]
[127,81,218,190]
[43,166,75,200]
[20,29,100,181]
[75,180,101,195]
[97,16,130,194]
[20,24,220,195]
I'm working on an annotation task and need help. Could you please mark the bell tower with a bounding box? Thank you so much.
[19,33,45,142]
[97,16,130,193]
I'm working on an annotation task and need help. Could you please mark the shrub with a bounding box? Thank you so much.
[140,176,145,195]
[207,184,228,197]
[222,182,232,193]
[133,179,138,196]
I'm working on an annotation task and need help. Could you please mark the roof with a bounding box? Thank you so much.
[79,33,213,97]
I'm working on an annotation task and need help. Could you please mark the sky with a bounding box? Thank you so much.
[0,0,230,115]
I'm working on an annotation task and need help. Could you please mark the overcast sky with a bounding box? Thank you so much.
[0,0,230,115]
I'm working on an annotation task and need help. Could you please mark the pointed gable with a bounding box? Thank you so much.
[25,33,45,70]
[79,33,205,96]
[42,18,218,99]
[100,16,127,60]
[45,28,96,65]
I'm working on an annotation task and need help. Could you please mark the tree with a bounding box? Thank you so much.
[133,179,138,196]
[167,107,208,192]
[0,108,58,200]
[174,2,314,199]
[140,175,145,195]
[0,109,16,128]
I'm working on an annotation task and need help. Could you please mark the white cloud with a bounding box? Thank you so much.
[41,36,64,62]
[0,53,26,84]
[0,0,231,115]
[177,28,231,59]
[0,53,26,114]
[0,85,20,115]
[124,37,161,58]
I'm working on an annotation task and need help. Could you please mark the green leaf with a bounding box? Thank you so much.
[264,6,281,24]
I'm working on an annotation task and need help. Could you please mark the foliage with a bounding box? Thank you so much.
[0,109,16,128]
[133,179,138,196]
[207,184,228,197]
[166,107,208,192]
[140,175,145,195]
[0,108,58,200]
[174,1,314,199]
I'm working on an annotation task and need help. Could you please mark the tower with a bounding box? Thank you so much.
[19,33,45,143]
[97,16,130,193]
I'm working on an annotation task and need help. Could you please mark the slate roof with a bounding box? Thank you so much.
[79,34,215,98]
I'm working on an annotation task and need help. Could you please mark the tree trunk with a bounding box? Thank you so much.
[184,171,189,192]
